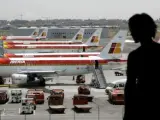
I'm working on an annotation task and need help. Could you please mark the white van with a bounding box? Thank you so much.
[105,79,126,94]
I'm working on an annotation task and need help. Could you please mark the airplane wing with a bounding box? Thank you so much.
[17,70,66,76]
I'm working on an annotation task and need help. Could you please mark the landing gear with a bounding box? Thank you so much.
[76,75,85,84]
[27,74,36,83]
[27,74,45,86]
[0,76,4,84]
[38,76,45,86]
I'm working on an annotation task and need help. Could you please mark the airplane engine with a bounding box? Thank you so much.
[11,74,45,86]
[11,74,28,84]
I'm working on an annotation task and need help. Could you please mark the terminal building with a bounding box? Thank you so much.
[9,26,120,39]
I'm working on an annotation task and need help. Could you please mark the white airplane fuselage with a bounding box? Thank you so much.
[0,56,126,84]
[4,45,103,53]
[6,36,36,40]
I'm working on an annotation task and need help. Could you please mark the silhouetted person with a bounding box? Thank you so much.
[123,13,160,120]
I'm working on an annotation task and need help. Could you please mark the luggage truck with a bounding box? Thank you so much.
[0,90,9,104]
[48,89,66,113]
[78,85,94,102]
[10,89,22,103]
[72,94,92,113]
[25,93,36,110]
[27,89,44,104]
[50,89,64,99]
[21,98,36,114]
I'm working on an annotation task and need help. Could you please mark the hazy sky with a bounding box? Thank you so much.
[0,0,160,20]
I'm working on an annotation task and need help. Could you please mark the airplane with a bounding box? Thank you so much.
[3,28,103,53]
[0,28,40,40]
[3,36,131,58]
[3,28,84,44]
[35,28,48,40]
[4,52,100,58]
[0,30,128,85]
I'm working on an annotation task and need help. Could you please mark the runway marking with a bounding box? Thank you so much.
[19,108,20,114]
[0,108,5,115]
[33,110,35,115]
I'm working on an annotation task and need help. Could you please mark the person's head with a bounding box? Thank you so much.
[128,13,157,44]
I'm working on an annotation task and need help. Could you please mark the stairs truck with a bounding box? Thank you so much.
[73,94,92,112]
[27,89,44,104]
[10,89,22,103]
[48,89,65,113]
[0,90,9,104]
[78,85,94,102]
[21,98,36,114]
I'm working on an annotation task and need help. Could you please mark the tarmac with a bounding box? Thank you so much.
[0,36,138,120]
[0,70,126,120]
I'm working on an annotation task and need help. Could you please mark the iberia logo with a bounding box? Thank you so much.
[33,32,38,36]
[91,36,99,43]
[0,36,6,40]
[0,36,3,40]
[108,43,121,54]
[41,32,46,36]
[75,34,82,40]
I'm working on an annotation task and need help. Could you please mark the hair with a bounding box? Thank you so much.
[128,13,157,42]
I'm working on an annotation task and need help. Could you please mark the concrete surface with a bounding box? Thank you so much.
[0,70,125,120]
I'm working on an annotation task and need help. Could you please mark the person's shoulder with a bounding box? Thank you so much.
[128,47,141,57]
[153,41,160,48]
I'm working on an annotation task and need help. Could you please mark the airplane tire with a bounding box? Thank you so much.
[39,76,45,86]
[0,79,4,84]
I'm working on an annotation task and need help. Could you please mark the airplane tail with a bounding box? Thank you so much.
[38,28,48,39]
[31,28,39,37]
[84,28,102,46]
[98,30,128,59]
[71,28,84,42]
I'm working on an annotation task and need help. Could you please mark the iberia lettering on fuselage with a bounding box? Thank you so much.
[10,60,25,64]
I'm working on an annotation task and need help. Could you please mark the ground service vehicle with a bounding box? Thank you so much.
[105,79,126,94]
[78,85,93,102]
[25,94,36,109]
[11,89,22,103]
[21,98,35,114]
[73,94,92,112]
[76,75,85,84]
[108,87,124,104]
[27,89,44,104]
[50,89,64,99]
[115,71,124,76]
[48,89,65,113]
[0,90,9,104]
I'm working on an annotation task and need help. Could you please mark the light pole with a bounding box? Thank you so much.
[49,113,51,120]
[93,98,100,120]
